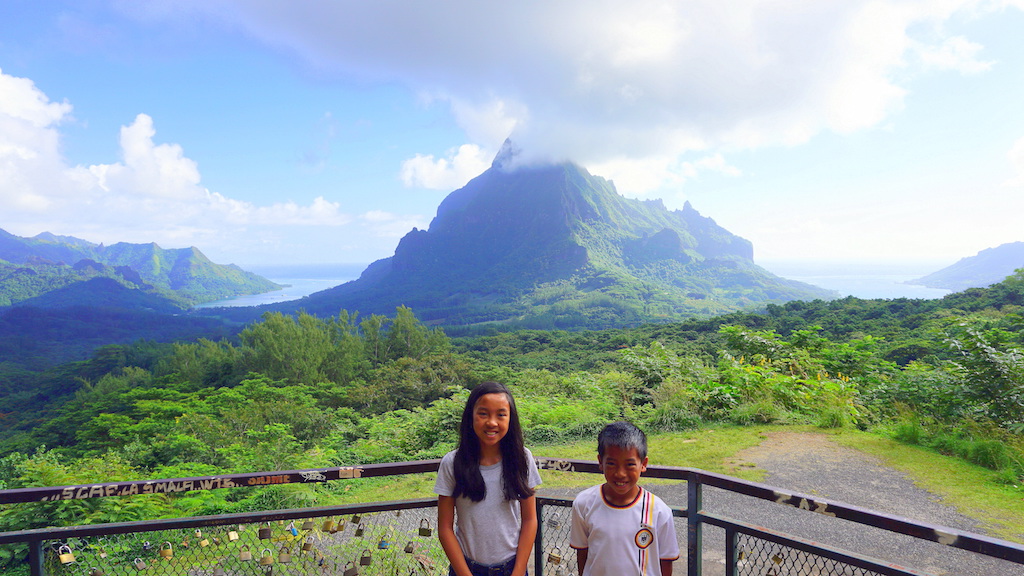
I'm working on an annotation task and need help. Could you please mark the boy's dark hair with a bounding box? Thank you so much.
[453,381,535,502]
[597,421,648,460]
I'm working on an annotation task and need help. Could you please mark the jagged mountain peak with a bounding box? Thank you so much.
[282,156,833,328]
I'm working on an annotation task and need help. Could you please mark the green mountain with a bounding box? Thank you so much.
[283,146,835,329]
[908,242,1024,292]
[0,228,281,308]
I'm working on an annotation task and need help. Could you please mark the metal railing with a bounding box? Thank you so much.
[1,458,1022,576]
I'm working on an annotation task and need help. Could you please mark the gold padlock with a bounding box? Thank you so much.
[404,541,415,554]
[359,549,372,566]
[239,545,253,562]
[301,519,315,531]
[180,538,189,549]
[547,546,563,564]
[258,522,272,539]
[418,518,432,537]
[278,545,292,563]
[321,517,337,532]
[302,537,314,552]
[89,568,105,576]
[57,544,76,564]
[227,528,240,541]
[133,557,147,571]
[343,561,360,576]
[158,542,173,559]
[259,548,274,566]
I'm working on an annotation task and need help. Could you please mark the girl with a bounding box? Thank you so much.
[435,381,541,576]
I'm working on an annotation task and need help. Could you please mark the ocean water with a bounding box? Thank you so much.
[196,260,955,309]
[759,259,953,300]
[193,263,366,308]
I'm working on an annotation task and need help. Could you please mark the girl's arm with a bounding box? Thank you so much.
[512,495,538,576]
[437,495,473,576]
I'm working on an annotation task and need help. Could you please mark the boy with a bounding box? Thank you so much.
[569,421,680,576]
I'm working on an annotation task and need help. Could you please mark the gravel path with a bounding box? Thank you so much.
[538,431,1024,576]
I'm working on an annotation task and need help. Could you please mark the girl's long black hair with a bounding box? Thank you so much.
[452,381,535,502]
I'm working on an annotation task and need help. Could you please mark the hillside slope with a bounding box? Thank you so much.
[909,242,1024,292]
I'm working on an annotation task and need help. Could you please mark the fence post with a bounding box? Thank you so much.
[687,471,703,576]
[535,498,544,576]
[28,539,43,576]
[724,526,737,576]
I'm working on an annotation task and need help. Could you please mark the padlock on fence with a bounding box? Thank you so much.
[57,545,76,564]
[133,557,147,571]
[239,545,253,562]
[333,516,346,533]
[180,538,189,549]
[287,521,298,536]
[97,546,107,559]
[258,522,273,539]
[404,541,415,554]
[278,545,292,564]
[158,542,173,559]
[547,547,563,564]
[418,518,432,537]
[196,529,210,547]
[321,517,336,532]
[212,565,225,576]
[301,519,315,531]
[142,541,151,552]
[377,536,390,550]
[354,524,365,537]
[343,561,360,576]
[351,513,361,524]
[227,526,240,541]
[302,536,314,552]
[89,567,105,576]
[259,548,274,566]
[359,549,372,566]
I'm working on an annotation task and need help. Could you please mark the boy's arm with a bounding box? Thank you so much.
[660,558,673,576]
[576,548,589,575]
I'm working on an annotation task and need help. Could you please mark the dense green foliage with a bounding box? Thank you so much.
[1,272,1023,573]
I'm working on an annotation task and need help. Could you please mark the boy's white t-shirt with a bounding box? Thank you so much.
[433,448,542,565]
[570,484,680,576]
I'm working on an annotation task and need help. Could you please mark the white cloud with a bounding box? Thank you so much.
[400,144,491,190]
[133,0,1009,195]
[916,36,993,74]
[360,210,430,238]
[0,68,355,262]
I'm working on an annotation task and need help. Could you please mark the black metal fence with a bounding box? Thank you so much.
[1,458,1022,576]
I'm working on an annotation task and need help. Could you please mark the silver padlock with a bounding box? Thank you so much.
[212,566,225,576]
[343,561,360,576]
[418,518,432,537]
[133,557,147,571]
[547,546,563,564]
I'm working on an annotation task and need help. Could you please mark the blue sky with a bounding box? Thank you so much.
[2,1,1023,269]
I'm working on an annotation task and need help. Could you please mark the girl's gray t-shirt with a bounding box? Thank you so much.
[434,448,542,565]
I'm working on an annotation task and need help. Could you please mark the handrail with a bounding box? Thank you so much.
[2,457,1023,574]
